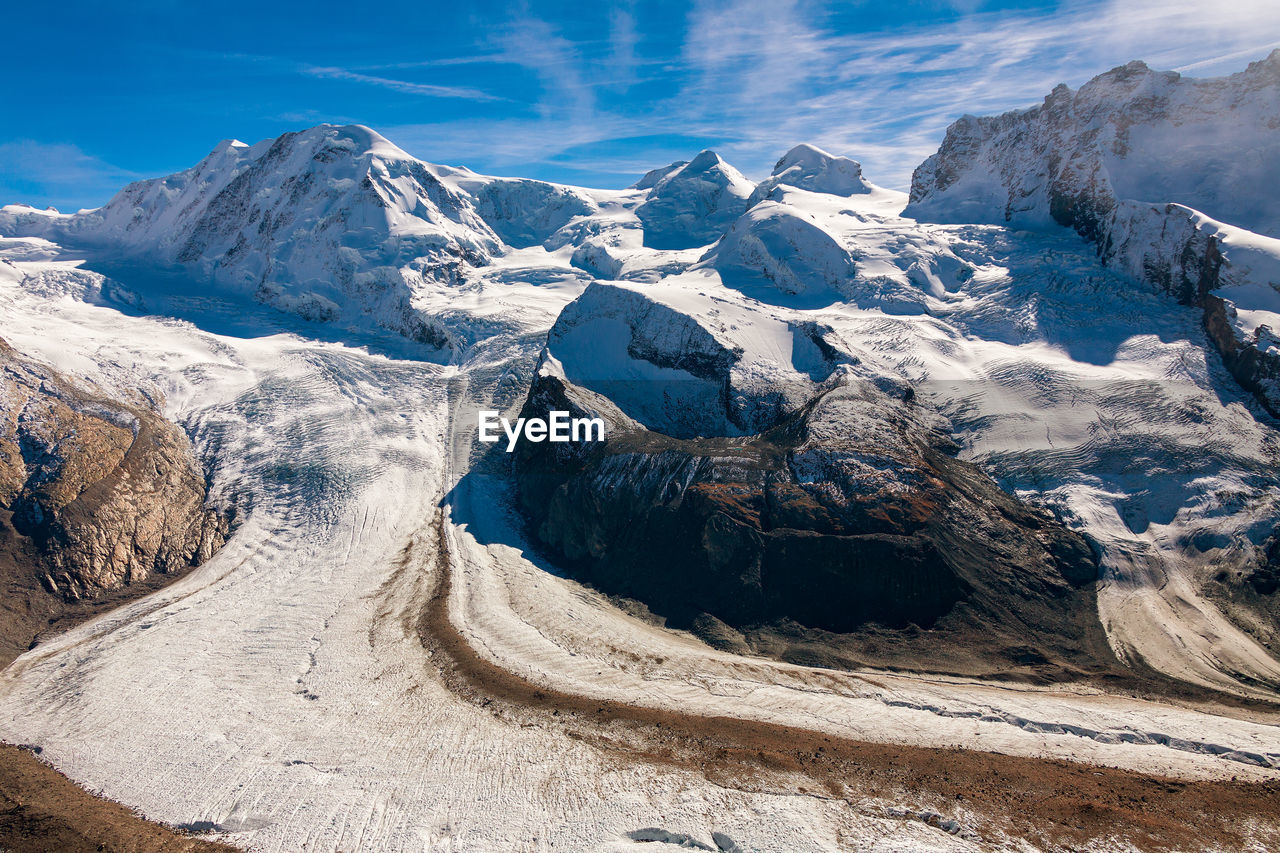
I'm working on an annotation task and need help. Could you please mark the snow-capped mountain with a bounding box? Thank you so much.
[634,150,755,249]
[905,51,1280,237]
[907,51,1280,413]
[3,126,509,345]
[747,143,873,206]
[4,53,1280,853]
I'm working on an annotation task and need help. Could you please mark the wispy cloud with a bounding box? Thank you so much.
[607,5,641,92]
[490,14,600,121]
[142,48,507,103]
[0,141,140,211]
[1175,40,1280,73]
[666,0,1280,188]
[302,66,502,102]
[115,0,1280,192]
[375,0,1280,189]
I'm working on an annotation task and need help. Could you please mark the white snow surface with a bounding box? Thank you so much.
[904,53,1280,416]
[2,122,1280,851]
[635,150,755,250]
[748,143,873,207]
[905,52,1280,237]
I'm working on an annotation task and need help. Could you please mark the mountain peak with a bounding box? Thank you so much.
[749,142,872,205]
[635,150,754,250]
[684,149,729,171]
[32,124,500,346]
[631,160,688,190]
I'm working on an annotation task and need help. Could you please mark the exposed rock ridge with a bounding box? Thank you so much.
[0,337,229,601]
[513,326,1112,679]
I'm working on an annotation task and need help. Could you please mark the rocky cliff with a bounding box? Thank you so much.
[0,338,229,664]
[513,290,1114,680]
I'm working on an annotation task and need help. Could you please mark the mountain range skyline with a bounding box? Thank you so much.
[5,0,1280,213]
[3,34,1280,850]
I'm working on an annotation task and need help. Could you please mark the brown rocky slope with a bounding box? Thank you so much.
[0,337,229,667]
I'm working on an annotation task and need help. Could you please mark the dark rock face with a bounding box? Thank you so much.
[1104,202,1280,416]
[514,372,1111,678]
[1207,531,1280,649]
[0,337,229,663]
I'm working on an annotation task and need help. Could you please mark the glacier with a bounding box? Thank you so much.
[1,53,1280,852]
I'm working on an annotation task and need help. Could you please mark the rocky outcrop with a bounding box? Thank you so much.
[512,287,1112,678]
[540,282,841,438]
[635,151,755,250]
[1102,201,1280,413]
[905,52,1280,415]
[0,338,228,661]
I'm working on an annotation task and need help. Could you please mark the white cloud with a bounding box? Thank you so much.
[340,0,1280,190]
[0,141,139,211]
[303,66,502,102]
[657,0,1280,188]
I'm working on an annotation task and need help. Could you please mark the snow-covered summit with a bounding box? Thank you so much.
[634,150,755,250]
[1,124,504,344]
[630,160,688,190]
[905,52,1280,416]
[85,124,498,256]
[748,143,873,206]
[905,50,1280,237]
[537,279,844,438]
[707,201,858,300]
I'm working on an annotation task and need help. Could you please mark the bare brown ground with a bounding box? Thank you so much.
[418,512,1280,852]
[0,745,236,853]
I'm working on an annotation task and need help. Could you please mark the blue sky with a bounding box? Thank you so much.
[4,0,1279,210]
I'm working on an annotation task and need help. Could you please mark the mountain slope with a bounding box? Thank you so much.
[0,336,228,666]
[4,55,1280,853]
[906,52,1280,415]
[905,51,1280,237]
[515,287,1111,679]
[634,150,755,250]
[3,125,505,347]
